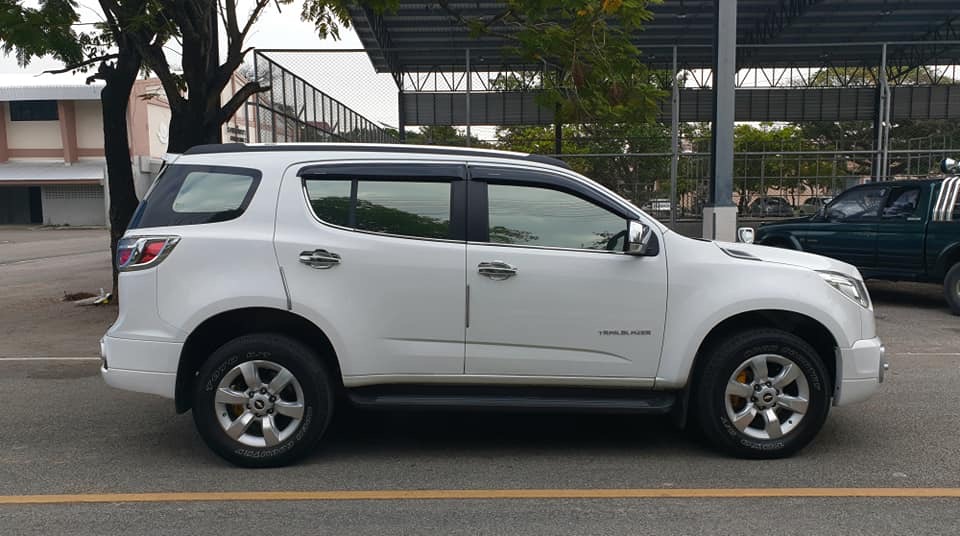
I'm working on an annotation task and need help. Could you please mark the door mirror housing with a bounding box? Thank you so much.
[737,227,755,244]
[942,157,959,174]
[626,220,657,256]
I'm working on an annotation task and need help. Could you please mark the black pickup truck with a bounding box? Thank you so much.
[751,171,960,314]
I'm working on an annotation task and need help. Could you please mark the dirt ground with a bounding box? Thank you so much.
[0,227,115,357]
[0,226,957,358]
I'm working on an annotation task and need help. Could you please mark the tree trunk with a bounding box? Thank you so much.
[166,105,223,153]
[101,48,143,298]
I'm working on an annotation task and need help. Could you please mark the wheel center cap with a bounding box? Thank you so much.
[250,394,273,416]
[756,387,779,409]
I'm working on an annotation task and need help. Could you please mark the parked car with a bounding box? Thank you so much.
[750,170,960,313]
[744,196,795,218]
[797,196,834,216]
[102,143,885,467]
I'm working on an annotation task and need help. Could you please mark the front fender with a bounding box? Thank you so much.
[655,235,863,388]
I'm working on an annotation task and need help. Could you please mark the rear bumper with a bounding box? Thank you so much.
[834,337,886,406]
[100,335,180,399]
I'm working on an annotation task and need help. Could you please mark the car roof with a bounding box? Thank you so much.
[848,178,945,189]
[181,142,571,170]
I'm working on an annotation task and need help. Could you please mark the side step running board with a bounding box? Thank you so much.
[346,386,677,415]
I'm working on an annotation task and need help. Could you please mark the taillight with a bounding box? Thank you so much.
[117,236,180,271]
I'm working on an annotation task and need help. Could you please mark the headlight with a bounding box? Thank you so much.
[818,271,871,309]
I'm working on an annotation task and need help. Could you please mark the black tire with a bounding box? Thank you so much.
[192,333,334,468]
[945,263,960,315]
[693,329,831,459]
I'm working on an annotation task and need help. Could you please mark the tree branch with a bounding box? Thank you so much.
[141,42,186,108]
[43,53,119,74]
[217,81,269,125]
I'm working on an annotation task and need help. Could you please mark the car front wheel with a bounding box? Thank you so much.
[694,329,831,459]
[944,263,960,315]
[192,333,334,467]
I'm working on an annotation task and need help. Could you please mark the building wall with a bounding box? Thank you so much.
[75,100,104,150]
[41,184,105,226]
[146,103,171,158]
[5,109,62,150]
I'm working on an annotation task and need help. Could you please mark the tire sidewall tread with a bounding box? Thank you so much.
[192,333,334,468]
[944,263,960,315]
[694,328,831,459]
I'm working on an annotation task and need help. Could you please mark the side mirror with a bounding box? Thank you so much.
[737,227,755,244]
[942,158,959,174]
[626,220,656,256]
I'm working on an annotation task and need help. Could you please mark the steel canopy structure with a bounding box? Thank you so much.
[344,1,960,239]
[350,1,960,72]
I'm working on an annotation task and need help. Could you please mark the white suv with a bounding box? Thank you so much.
[102,143,886,467]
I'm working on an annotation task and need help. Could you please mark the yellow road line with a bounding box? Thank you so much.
[2,488,960,505]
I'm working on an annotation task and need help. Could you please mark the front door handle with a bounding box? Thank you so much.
[478,260,517,280]
[299,249,341,269]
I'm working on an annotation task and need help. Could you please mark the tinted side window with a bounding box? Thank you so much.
[304,180,351,226]
[129,165,261,229]
[881,187,921,219]
[826,187,887,222]
[487,184,627,251]
[304,178,453,240]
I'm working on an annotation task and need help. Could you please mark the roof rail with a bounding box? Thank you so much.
[182,143,571,170]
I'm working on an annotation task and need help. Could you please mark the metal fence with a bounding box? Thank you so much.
[245,43,960,230]
[247,51,398,144]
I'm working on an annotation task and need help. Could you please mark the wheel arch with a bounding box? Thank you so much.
[672,309,839,428]
[689,310,838,389]
[933,241,960,280]
[174,307,342,413]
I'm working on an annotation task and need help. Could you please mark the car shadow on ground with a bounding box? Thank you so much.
[312,407,709,460]
[867,281,949,311]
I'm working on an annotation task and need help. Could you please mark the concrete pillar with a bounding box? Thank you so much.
[704,0,738,241]
[57,100,78,164]
[0,103,8,162]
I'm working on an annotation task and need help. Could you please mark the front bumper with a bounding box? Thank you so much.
[834,337,886,406]
[100,335,180,399]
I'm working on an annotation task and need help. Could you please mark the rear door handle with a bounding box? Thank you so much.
[299,249,341,269]
[478,261,517,280]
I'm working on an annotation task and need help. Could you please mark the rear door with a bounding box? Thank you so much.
[875,184,928,276]
[804,185,886,271]
[274,161,467,379]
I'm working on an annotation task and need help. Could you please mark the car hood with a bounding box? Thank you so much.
[714,241,863,280]
[759,217,812,227]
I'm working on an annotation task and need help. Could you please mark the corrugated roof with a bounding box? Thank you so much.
[349,0,960,72]
[0,72,104,101]
[0,160,104,183]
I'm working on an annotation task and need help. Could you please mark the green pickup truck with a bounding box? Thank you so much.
[750,169,960,314]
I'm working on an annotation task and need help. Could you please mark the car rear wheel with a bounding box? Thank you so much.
[192,333,334,467]
[694,329,831,459]
[945,263,960,315]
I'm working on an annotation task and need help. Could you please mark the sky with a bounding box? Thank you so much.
[0,1,403,130]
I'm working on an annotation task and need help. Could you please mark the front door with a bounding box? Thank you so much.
[274,161,467,379]
[464,165,667,380]
[804,185,887,271]
[875,184,927,276]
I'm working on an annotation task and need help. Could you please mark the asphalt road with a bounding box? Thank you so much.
[2,228,960,535]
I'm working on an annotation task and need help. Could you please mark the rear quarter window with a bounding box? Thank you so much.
[129,164,261,229]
